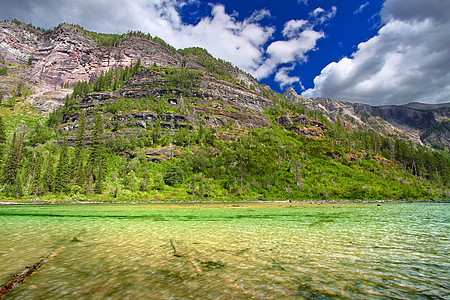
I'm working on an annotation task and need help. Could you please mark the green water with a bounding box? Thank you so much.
[0,202,448,299]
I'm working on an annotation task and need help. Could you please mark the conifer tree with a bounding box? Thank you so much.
[55,138,71,193]
[11,171,24,198]
[0,116,6,162]
[42,152,55,193]
[73,112,87,187]
[88,114,106,193]
[0,116,6,146]
[30,151,44,195]
[1,132,24,188]
[151,119,161,145]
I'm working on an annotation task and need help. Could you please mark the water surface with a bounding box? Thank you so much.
[0,202,448,299]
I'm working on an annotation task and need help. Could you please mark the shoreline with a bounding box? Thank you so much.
[1,199,449,206]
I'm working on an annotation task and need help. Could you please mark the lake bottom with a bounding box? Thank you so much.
[0,202,448,299]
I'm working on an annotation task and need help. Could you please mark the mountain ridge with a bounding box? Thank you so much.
[284,88,449,149]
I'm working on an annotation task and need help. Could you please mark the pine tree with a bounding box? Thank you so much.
[1,133,24,188]
[88,114,106,194]
[73,112,87,187]
[54,138,71,193]
[151,119,161,145]
[30,151,44,195]
[0,116,6,163]
[42,152,55,193]
[0,116,6,146]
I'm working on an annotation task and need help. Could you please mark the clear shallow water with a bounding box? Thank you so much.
[0,202,448,299]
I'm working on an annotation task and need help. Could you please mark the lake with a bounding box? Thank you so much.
[0,202,448,299]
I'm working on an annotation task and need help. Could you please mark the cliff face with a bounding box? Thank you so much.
[284,88,450,149]
[1,23,182,88]
[0,22,267,113]
[55,67,275,146]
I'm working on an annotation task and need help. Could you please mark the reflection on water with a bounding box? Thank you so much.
[0,203,449,299]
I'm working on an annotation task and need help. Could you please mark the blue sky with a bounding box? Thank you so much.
[1,0,449,105]
[186,0,383,94]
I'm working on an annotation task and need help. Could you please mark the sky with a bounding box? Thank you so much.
[1,0,449,106]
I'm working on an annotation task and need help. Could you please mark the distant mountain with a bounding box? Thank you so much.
[284,88,450,149]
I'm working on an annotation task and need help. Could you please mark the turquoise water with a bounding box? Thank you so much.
[0,202,449,299]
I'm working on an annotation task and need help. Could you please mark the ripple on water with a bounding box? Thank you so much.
[0,203,448,299]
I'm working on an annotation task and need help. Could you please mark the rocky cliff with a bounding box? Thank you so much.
[0,22,260,112]
[285,88,450,149]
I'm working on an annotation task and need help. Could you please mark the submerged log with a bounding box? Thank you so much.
[0,259,45,299]
[0,245,66,299]
[170,239,183,257]
[169,239,202,277]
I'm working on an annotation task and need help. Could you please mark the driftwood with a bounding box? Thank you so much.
[0,245,66,299]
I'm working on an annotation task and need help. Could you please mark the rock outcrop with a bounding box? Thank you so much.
[275,114,330,139]
[285,88,450,148]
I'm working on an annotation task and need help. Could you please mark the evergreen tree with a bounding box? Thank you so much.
[42,151,55,193]
[0,116,6,162]
[88,114,106,193]
[163,164,183,186]
[11,171,24,198]
[73,112,87,187]
[132,58,141,75]
[0,116,6,146]
[54,138,71,193]
[1,133,24,189]
[151,119,161,145]
[30,151,44,195]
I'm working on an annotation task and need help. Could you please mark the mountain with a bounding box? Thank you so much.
[0,20,448,201]
[0,21,324,139]
[284,88,450,149]
[0,22,257,112]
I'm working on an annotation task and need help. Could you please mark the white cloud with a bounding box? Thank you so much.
[0,0,336,90]
[282,20,309,38]
[354,2,369,15]
[309,6,337,24]
[251,7,337,88]
[275,65,302,90]
[254,27,324,82]
[302,0,450,105]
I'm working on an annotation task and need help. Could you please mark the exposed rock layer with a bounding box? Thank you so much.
[285,88,450,148]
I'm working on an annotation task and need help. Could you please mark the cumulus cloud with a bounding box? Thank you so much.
[282,20,309,38]
[275,65,302,90]
[302,0,450,105]
[254,28,323,79]
[253,8,334,88]
[309,6,337,25]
